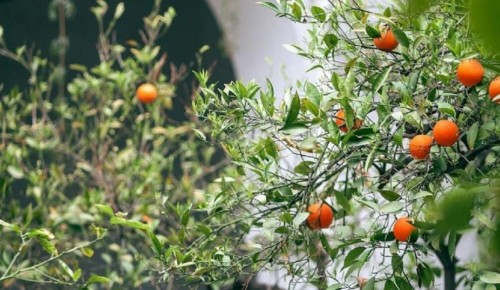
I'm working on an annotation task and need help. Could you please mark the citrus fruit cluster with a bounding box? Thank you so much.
[313,28,499,241]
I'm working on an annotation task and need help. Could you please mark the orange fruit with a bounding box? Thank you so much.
[488,77,500,103]
[409,135,433,160]
[393,217,416,242]
[335,110,363,133]
[306,203,334,230]
[373,28,399,52]
[136,83,158,104]
[456,59,484,87]
[432,120,459,147]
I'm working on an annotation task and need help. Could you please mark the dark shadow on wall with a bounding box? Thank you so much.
[0,0,235,119]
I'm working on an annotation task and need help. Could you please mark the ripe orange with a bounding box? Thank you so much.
[409,135,433,160]
[393,217,416,242]
[136,83,158,104]
[335,110,363,133]
[488,77,500,103]
[373,28,399,52]
[456,59,484,87]
[432,120,459,147]
[306,202,334,230]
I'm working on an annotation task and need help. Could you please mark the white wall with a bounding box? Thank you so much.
[207,0,312,93]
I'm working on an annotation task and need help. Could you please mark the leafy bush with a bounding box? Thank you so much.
[0,1,238,288]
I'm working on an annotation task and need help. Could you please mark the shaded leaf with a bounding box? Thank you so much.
[110,217,150,230]
[392,27,410,47]
[285,93,300,126]
[372,67,392,95]
[366,25,381,38]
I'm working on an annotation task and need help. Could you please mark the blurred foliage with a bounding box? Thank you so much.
[0,0,238,289]
[469,0,500,58]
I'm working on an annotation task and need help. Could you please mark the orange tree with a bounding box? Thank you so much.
[0,0,238,288]
[142,0,500,289]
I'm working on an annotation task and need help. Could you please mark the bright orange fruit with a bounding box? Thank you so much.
[335,110,363,133]
[409,134,433,160]
[433,120,459,147]
[136,83,158,104]
[306,203,334,230]
[373,28,399,52]
[393,217,416,242]
[488,77,500,103]
[456,59,484,87]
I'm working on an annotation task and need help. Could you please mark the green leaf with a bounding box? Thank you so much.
[36,236,57,255]
[343,247,365,269]
[475,211,496,230]
[394,276,413,290]
[384,279,398,290]
[432,156,447,174]
[428,88,437,101]
[95,204,114,217]
[148,231,164,258]
[7,165,24,179]
[81,247,94,258]
[372,67,392,95]
[334,190,352,213]
[324,34,338,49]
[413,220,436,230]
[294,161,315,175]
[417,262,435,287]
[180,211,189,229]
[58,259,75,281]
[371,231,395,242]
[72,268,82,282]
[0,219,16,230]
[257,1,280,13]
[364,141,379,172]
[343,128,375,147]
[392,254,403,274]
[291,2,302,21]
[305,81,322,107]
[392,27,410,47]
[279,122,308,135]
[275,226,290,234]
[280,212,293,224]
[437,102,456,118]
[311,6,326,22]
[285,93,300,126]
[467,123,479,150]
[480,271,500,284]
[383,7,392,17]
[87,274,111,285]
[379,190,401,201]
[380,201,404,213]
[110,217,150,230]
[366,24,381,38]
[363,277,376,290]
[293,212,309,227]
[331,72,342,91]
[192,128,207,142]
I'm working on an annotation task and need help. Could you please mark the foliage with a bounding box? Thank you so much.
[0,1,237,288]
[1,0,500,289]
[176,0,499,289]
